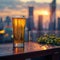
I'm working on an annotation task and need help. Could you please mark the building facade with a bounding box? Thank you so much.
[49,0,56,31]
[26,7,34,31]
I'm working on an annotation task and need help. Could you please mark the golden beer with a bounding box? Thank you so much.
[12,16,26,48]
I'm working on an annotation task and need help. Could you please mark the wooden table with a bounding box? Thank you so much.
[0,42,60,60]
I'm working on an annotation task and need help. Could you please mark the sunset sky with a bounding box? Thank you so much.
[0,0,60,28]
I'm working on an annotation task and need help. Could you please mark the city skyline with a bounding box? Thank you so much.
[0,0,60,28]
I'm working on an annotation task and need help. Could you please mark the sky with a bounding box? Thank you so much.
[0,0,60,28]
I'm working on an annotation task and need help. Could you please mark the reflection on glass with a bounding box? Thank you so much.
[13,48,24,54]
[12,16,26,48]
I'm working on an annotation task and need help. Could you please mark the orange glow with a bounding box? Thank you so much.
[41,46,47,50]
[14,48,24,54]
[0,30,5,34]
[12,18,26,27]
[36,10,50,16]
[21,18,26,27]
[13,18,17,26]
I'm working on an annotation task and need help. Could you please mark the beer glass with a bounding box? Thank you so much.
[12,16,26,48]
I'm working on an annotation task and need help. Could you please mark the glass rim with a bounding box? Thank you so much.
[12,15,25,19]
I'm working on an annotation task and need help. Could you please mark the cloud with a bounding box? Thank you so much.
[21,0,52,3]
[0,0,60,11]
[0,0,23,10]
[0,0,60,18]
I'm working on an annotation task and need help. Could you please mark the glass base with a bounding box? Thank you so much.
[14,43,24,48]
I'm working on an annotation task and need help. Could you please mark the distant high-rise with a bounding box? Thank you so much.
[26,7,34,31]
[26,18,30,31]
[0,17,2,22]
[57,18,60,30]
[38,15,43,31]
[4,16,11,27]
[29,7,33,17]
[37,15,43,37]
[0,17,4,30]
[49,0,56,31]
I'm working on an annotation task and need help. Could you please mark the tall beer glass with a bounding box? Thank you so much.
[12,16,26,48]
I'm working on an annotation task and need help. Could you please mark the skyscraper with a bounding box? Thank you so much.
[26,7,34,31]
[57,18,60,30]
[0,17,4,30]
[49,0,56,31]
[4,16,11,28]
[38,15,43,31]
[29,7,33,17]
[37,15,43,37]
